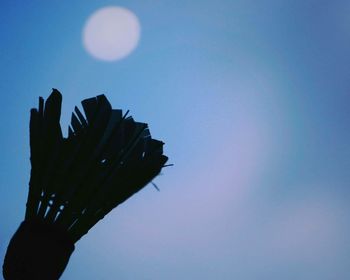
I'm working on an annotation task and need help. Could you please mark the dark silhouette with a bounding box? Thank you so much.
[3,89,168,279]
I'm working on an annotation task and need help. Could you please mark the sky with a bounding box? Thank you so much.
[0,0,350,279]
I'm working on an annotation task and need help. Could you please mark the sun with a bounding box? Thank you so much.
[83,6,141,61]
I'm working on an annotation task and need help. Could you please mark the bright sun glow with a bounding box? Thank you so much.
[83,6,141,61]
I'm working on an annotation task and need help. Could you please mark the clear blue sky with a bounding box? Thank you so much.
[1,0,349,279]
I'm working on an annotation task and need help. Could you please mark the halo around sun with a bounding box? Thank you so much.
[83,6,141,61]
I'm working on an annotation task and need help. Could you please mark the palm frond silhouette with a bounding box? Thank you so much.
[3,89,168,279]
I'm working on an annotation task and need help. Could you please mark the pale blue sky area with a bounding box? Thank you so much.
[1,1,350,279]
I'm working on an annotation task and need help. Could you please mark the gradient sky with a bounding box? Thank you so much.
[1,1,350,279]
